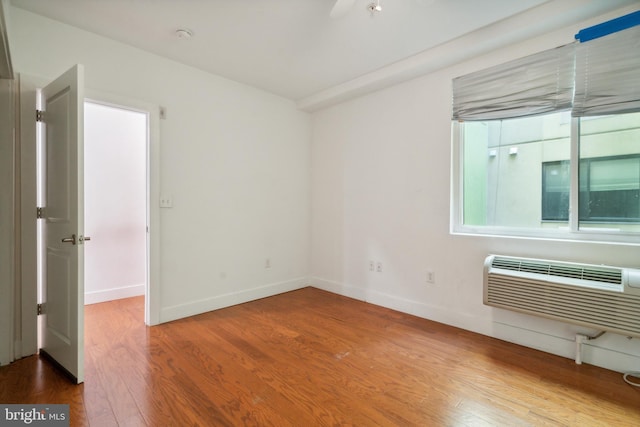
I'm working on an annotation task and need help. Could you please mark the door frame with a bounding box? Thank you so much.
[16,77,161,362]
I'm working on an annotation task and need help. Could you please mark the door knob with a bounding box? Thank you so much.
[61,234,77,245]
[61,234,91,245]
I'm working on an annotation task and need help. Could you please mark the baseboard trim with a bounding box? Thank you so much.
[85,284,145,305]
[309,276,492,335]
[308,277,368,301]
[160,277,309,324]
[308,276,640,373]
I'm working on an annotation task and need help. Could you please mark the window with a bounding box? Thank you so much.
[543,153,640,223]
[542,160,570,222]
[459,112,640,237]
[452,22,640,241]
[579,156,640,223]
[462,112,571,229]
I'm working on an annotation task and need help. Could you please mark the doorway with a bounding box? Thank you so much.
[83,101,148,306]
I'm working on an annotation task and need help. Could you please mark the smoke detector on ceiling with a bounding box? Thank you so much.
[367,1,382,13]
[331,0,383,18]
[175,29,193,39]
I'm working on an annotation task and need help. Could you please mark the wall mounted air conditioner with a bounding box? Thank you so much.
[483,255,640,338]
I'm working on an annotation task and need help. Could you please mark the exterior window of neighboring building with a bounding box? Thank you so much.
[543,153,640,223]
[541,160,570,222]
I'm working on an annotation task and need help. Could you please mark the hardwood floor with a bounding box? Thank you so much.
[1,287,639,426]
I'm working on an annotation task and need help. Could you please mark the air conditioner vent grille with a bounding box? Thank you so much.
[492,256,622,284]
[484,255,639,338]
[485,274,640,337]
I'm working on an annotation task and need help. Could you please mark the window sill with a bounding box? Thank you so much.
[450,225,640,246]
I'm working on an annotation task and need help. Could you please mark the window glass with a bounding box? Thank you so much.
[542,161,570,221]
[460,111,640,237]
[462,112,571,229]
[579,112,640,230]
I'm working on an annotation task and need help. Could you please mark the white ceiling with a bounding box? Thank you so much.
[9,0,638,108]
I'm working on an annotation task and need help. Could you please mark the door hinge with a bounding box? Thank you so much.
[37,303,44,316]
[36,109,44,122]
[37,207,44,219]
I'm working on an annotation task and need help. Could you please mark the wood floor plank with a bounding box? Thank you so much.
[180,321,312,426]
[1,287,639,426]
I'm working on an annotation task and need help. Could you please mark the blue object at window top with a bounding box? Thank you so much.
[575,10,640,42]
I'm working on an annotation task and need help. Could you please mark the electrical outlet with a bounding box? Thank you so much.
[376,262,383,273]
[265,258,271,269]
[426,271,435,284]
[369,261,375,271]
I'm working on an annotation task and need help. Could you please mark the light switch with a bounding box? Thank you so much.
[160,195,173,208]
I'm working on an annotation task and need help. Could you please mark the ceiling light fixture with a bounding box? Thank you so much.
[175,29,193,39]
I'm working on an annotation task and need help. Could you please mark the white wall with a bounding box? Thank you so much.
[84,102,147,304]
[310,9,640,373]
[8,7,311,323]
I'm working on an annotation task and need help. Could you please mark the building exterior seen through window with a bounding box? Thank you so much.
[462,111,640,234]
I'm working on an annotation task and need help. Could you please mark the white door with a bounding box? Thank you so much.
[40,64,86,384]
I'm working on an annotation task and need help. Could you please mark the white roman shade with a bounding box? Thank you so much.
[451,43,575,121]
[573,25,640,117]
